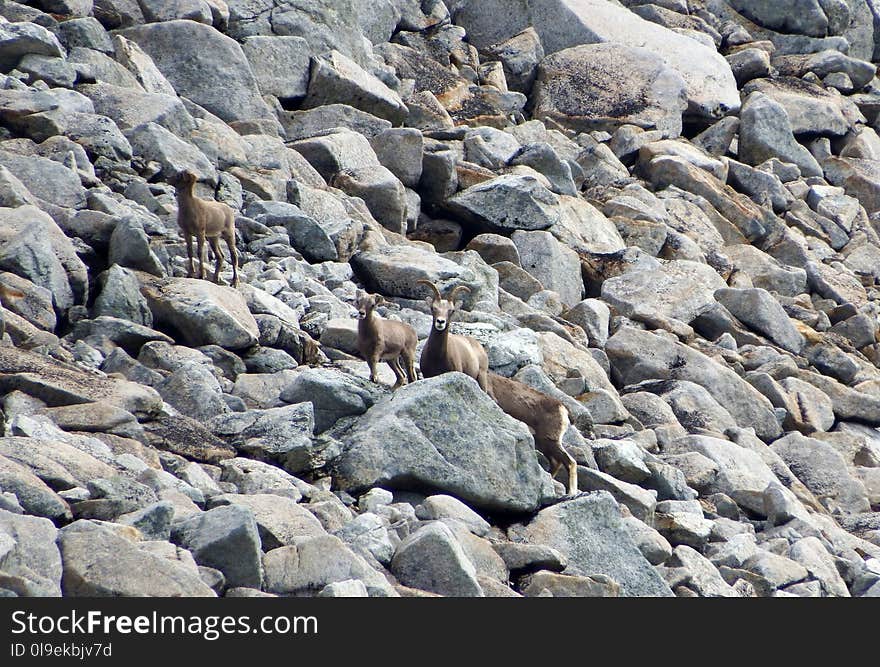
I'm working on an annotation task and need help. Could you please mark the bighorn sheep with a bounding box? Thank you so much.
[417,280,492,396]
[171,171,239,287]
[489,372,578,496]
[355,289,419,389]
[0,282,24,341]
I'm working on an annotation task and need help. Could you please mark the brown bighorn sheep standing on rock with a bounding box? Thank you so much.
[489,372,579,496]
[417,280,492,396]
[171,171,239,287]
[355,289,419,389]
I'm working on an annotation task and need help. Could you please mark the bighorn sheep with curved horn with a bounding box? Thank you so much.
[417,279,493,396]
[489,372,579,496]
[355,289,419,389]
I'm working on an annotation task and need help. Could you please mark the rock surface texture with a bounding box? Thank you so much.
[0,0,878,600]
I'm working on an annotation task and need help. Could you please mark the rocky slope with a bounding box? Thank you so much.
[1,0,880,598]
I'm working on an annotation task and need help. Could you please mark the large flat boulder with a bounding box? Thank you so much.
[138,276,260,350]
[119,20,273,122]
[601,260,727,324]
[509,492,674,597]
[0,205,88,311]
[450,0,740,119]
[606,327,782,441]
[531,43,687,136]
[0,346,163,419]
[328,373,556,514]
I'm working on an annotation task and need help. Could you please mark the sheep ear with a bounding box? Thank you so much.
[375,295,387,306]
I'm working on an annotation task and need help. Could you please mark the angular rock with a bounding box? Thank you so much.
[139,276,259,350]
[602,260,726,325]
[390,522,483,597]
[714,288,805,353]
[302,50,407,124]
[509,492,673,597]
[0,508,62,596]
[531,42,687,135]
[170,504,263,589]
[446,174,561,234]
[263,535,396,597]
[606,327,781,441]
[329,373,555,514]
[511,230,583,307]
[209,494,325,550]
[738,92,822,177]
[59,520,214,597]
[119,20,273,122]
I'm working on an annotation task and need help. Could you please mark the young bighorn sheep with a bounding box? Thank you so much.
[171,171,239,287]
[417,280,492,396]
[355,289,419,389]
[0,282,25,341]
[489,372,579,496]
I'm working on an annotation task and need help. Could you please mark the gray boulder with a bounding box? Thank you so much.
[210,403,317,473]
[280,368,383,434]
[329,373,556,514]
[171,504,263,589]
[0,151,86,210]
[241,35,310,100]
[390,522,484,597]
[601,260,726,325]
[93,265,154,326]
[531,42,687,136]
[446,174,561,233]
[738,92,822,177]
[511,230,583,307]
[770,433,871,514]
[140,276,260,350]
[509,492,673,597]
[0,455,71,522]
[263,535,396,597]
[606,327,782,441]
[450,0,739,119]
[302,50,408,124]
[0,20,63,70]
[351,245,497,309]
[156,363,230,424]
[208,494,325,550]
[714,288,805,353]
[125,122,215,183]
[0,205,88,311]
[119,20,273,122]
[0,508,62,597]
[59,520,215,596]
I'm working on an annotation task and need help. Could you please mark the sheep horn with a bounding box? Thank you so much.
[417,279,442,302]
[449,285,471,304]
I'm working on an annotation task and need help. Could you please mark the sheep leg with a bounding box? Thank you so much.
[367,355,381,385]
[225,228,239,287]
[197,233,207,280]
[388,357,406,389]
[209,236,225,284]
[185,232,195,278]
[567,459,578,497]
[404,353,418,384]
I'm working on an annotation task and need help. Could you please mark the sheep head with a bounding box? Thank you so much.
[355,289,386,320]
[170,170,198,188]
[417,280,470,332]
